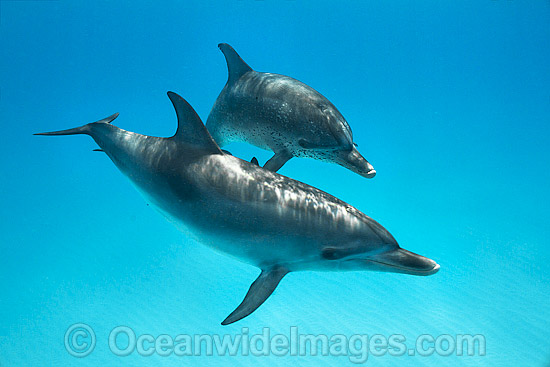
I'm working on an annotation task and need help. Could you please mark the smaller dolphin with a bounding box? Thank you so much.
[35,92,438,325]
[206,43,377,177]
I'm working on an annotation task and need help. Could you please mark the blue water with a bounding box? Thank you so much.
[1,1,549,366]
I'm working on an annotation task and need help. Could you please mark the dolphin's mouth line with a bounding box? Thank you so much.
[366,259,440,274]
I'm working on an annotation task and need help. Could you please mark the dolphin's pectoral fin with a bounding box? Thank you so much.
[167,92,223,155]
[218,43,253,85]
[251,157,259,166]
[221,266,288,325]
[263,151,292,172]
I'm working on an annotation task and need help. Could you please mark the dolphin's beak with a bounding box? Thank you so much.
[337,146,376,178]
[366,248,440,276]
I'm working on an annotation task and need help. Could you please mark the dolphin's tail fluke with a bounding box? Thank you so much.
[34,125,90,136]
[34,113,119,136]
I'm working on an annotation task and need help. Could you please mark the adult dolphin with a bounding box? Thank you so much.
[206,43,377,177]
[35,92,439,325]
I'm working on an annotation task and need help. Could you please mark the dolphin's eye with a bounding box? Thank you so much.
[322,248,339,260]
[321,247,347,260]
[353,142,358,148]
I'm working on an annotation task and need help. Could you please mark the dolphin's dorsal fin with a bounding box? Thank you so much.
[221,266,288,325]
[218,43,253,85]
[167,92,223,154]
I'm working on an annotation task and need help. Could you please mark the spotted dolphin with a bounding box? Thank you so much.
[206,43,377,177]
[35,92,438,325]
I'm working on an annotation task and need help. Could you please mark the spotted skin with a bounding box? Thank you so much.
[36,92,437,325]
[206,44,376,178]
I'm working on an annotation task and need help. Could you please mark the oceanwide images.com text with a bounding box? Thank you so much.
[65,324,486,363]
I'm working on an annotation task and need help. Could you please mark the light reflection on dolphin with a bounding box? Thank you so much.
[206,43,377,177]
[35,92,439,325]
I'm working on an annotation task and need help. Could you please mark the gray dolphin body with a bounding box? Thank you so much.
[36,92,438,325]
[206,43,377,177]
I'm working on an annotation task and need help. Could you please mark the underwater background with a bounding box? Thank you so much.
[1,0,549,366]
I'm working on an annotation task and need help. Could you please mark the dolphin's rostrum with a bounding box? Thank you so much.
[207,43,377,178]
[36,92,439,325]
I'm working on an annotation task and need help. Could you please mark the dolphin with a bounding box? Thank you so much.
[35,92,439,325]
[206,43,377,178]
